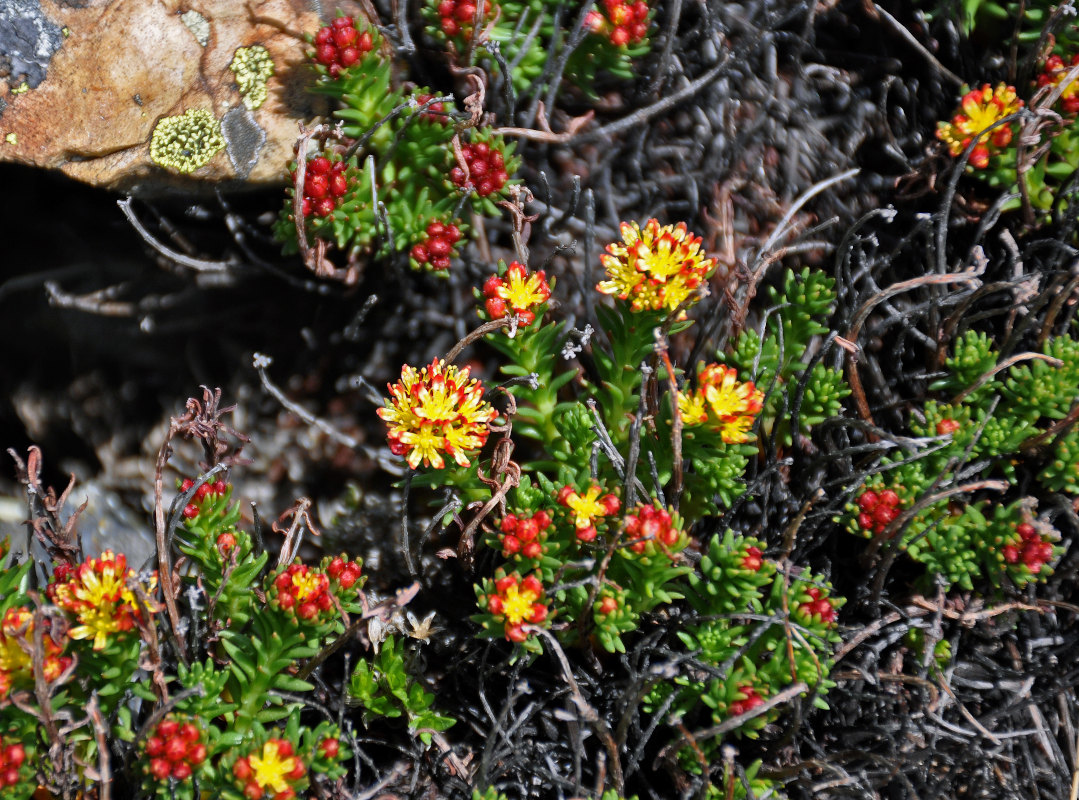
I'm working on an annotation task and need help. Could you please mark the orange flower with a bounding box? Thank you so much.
[936,83,1023,168]
[678,364,764,444]
[377,359,497,470]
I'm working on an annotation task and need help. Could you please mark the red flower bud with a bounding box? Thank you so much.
[936,418,961,435]
[599,596,618,615]
[857,491,879,512]
[320,737,340,759]
[150,758,171,780]
[556,486,575,505]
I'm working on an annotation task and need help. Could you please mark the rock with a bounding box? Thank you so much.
[0,0,360,195]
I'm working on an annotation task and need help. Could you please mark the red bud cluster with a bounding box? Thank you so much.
[435,0,492,37]
[498,510,552,559]
[180,477,229,520]
[325,555,363,589]
[1003,522,1055,573]
[450,141,509,197]
[623,503,681,555]
[290,156,351,218]
[312,17,374,78]
[855,488,902,535]
[586,0,649,46]
[146,718,208,782]
[740,545,763,572]
[796,587,837,624]
[0,742,26,788]
[410,220,462,271]
[728,684,765,717]
[414,93,449,123]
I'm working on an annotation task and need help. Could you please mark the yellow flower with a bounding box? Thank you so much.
[936,83,1022,168]
[597,219,715,315]
[377,359,497,470]
[48,551,157,650]
[248,740,297,794]
[679,364,764,444]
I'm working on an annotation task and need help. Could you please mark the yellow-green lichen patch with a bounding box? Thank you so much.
[229,45,274,110]
[4,133,16,145]
[149,108,226,173]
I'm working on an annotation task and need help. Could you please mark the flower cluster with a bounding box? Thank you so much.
[1037,54,1079,114]
[47,551,156,651]
[0,741,27,790]
[450,141,509,198]
[1003,522,1055,574]
[586,0,650,46]
[498,510,552,559]
[936,83,1023,168]
[623,503,685,556]
[597,219,716,314]
[378,360,497,470]
[556,485,621,542]
[312,16,375,78]
[678,363,764,444]
[410,220,462,272]
[290,156,351,219]
[434,0,492,37]
[270,563,336,623]
[232,738,305,800]
[483,572,549,642]
[180,477,229,520]
[0,607,69,698]
[728,684,765,717]
[482,262,552,327]
[855,488,902,535]
[145,717,208,782]
[794,586,838,625]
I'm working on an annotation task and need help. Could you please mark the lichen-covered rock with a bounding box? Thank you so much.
[0,0,365,194]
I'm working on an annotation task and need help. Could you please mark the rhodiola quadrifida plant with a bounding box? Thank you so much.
[373,216,853,797]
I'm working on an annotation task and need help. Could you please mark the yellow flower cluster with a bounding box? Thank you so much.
[678,364,764,444]
[936,83,1022,169]
[47,551,157,651]
[378,359,497,469]
[597,219,715,315]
